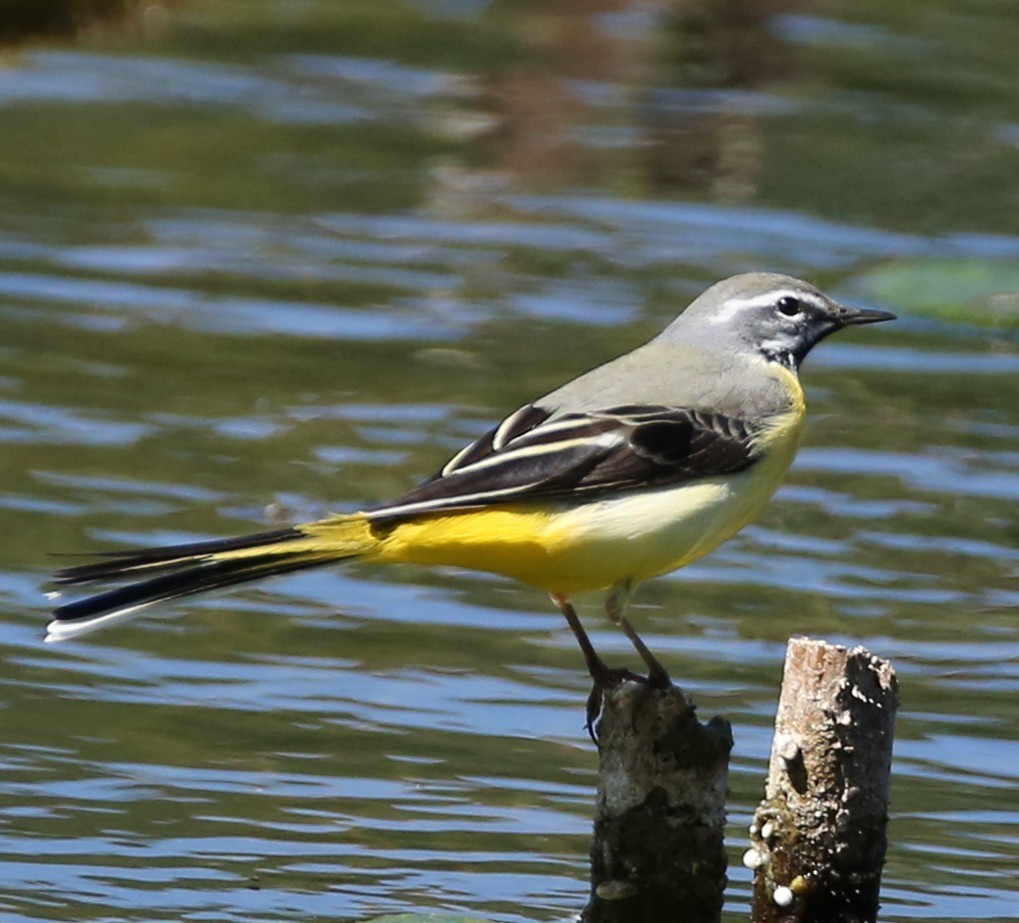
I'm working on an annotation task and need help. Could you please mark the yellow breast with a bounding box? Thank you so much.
[376,370,806,595]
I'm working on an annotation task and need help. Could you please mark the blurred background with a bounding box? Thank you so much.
[1,1,1017,921]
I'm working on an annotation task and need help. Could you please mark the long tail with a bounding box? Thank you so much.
[46,515,377,642]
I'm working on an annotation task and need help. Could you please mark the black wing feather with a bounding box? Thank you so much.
[439,404,553,474]
[370,404,761,523]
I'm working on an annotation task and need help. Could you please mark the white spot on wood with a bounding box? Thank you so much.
[775,731,800,763]
[773,885,795,907]
[742,847,765,870]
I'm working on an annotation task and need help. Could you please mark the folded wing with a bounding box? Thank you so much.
[370,403,762,522]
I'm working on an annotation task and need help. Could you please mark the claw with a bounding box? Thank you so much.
[584,663,645,742]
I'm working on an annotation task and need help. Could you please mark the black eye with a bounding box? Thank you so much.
[777,296,802,317]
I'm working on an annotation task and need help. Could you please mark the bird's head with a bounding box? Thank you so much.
[670,273,896,370]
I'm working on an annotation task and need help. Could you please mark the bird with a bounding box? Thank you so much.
[46,272,894,722]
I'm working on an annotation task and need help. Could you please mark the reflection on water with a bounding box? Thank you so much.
[0,1,1017,922]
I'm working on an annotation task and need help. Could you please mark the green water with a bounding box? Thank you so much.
[1,2,1018,920]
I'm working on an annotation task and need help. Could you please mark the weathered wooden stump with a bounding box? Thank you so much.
[746,638,898,923]
[583,680,732,923]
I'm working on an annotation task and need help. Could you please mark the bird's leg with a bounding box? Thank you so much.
[551,592,606,681]
[550,592,642,740]
[605,581,672,690]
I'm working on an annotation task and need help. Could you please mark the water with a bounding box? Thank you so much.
[1,1,1018,921]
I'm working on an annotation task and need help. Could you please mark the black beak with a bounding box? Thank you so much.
[836,304,897,327]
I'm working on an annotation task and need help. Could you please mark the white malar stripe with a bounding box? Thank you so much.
[757,332,798,365]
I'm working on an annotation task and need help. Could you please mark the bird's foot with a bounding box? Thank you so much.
[644,655,672,691]
[550,591,675,742]
[613,610,673,691]
[584,663,645,743]
[584,657,675,743]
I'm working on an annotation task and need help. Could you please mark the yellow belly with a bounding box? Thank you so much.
[373,405,804,594]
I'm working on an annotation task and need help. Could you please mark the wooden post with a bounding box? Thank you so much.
[583,680,732,923]
[746,638,898,923]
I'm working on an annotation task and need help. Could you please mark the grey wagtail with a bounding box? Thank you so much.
[46,272,894,705]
